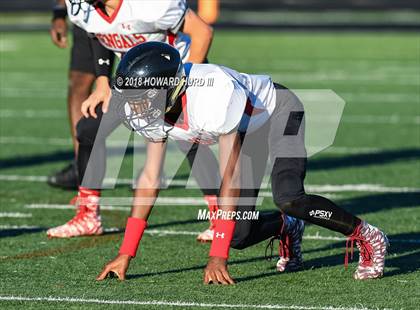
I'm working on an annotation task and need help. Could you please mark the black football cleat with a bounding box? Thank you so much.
[47,161,79,190]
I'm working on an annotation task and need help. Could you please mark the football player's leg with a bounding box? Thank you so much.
[68,71,95,155]
[270,87,388,279]
[47,26,96,190]
[176,141,220,242]
[230,125,304,272]
[47,106,122,238]
[230,124,273,249]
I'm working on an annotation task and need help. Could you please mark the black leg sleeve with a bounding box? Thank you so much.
[271,157,361,236]
[277,195,361,236]
[76,105,122,189]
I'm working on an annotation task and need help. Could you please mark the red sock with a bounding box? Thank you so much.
[204,195,218,229]
[78,187,100,211]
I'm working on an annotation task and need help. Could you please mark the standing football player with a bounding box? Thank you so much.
[96,42,389,282]
[47,0,220,241]
[48,0,115,189]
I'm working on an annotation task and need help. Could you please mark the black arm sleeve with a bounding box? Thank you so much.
[90,37,115,78]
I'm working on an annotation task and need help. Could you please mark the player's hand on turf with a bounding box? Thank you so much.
[50,18,68,48]
[81,76,111,118]
[204,256,235,285]
[96,254,131,281]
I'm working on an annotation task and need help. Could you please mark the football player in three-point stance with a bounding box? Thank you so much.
[95,42,389,282]
[47,0,219,242]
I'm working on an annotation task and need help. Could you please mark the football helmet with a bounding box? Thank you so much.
[113,42,186,138]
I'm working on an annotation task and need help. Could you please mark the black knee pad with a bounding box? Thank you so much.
[271,158,306,208]
[76,106,104,145]
[76,117,100,145]
[276,195,308,219]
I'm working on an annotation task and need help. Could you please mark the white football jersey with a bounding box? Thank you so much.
[126,64,277,144]
[65,0,190,59]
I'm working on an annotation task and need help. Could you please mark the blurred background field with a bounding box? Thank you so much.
[1,0,420,31]
[0,1,419,309]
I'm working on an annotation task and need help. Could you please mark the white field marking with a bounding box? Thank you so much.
[0,137,401,155]
[0,212,32,218]
[24,204,131,211]
[262,184,420,195]
[340,92,420,103]
[0,296,392,310]
[269,72,419,86]
[0,39,18,52]
[260,192,342,200]
[0,138,393,158]
[0,136,72,146]
[306,184,420,193]
[0,225,419,246]
[0,136,132,147]
[0,225,39,230]
[245,60,420,74]
[322,146,380,154]
[342,115,420,125]
[0,175,48,182]
[2,109,420,125]
[24,196,207,208]
[0,88,65,99]
[2,174,420,194]
[0,110,65,118]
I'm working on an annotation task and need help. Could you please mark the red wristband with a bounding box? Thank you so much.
[119,217,147,258]
[209,219,236,259]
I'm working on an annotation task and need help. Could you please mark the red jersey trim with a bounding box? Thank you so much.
[175,94,189,130]
[167,31,176,46]
[95,0,124,24]
[166,94,189,130]
[244,97,266,116]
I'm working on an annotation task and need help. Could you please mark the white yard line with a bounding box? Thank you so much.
[0,295,391,310]
[0,212,32,218]
[0,39,18,52]
[0,136,72,146]
[0,225,40,230]
[25,196,207,208]
[1,225,419,244]
[1,174,419,193]
[0,175,48,182]
[25,204,131,211]
[2,109,419,125]
[306,184,420,193]
[0,110,65,118]
[0,137,382,155]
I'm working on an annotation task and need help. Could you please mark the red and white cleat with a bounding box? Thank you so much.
[47,195,103,238]
[276,217,305,272]
[196,195,218,243]
[346,221,389,280]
